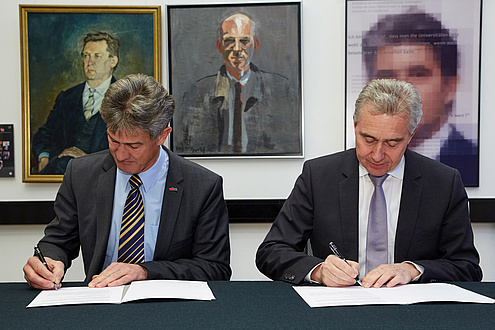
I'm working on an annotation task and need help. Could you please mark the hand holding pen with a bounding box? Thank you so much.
[30,246,61,290]
[328,241,362,286]
[310,241,361,286]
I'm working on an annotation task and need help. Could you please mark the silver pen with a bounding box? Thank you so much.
[328,241,362,286]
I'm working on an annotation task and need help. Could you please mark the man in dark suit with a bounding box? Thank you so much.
[256,79,481,288]
[23,74,231,290]
[32,32,119,175]
[174,13,301,156]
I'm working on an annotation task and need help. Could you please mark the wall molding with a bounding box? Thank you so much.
[1,199,494,224]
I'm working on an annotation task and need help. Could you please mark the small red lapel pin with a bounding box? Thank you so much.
[169,187,178,192]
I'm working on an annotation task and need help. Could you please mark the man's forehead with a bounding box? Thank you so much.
[222,15,253,35]
[83,40,108,51]
[376,45,436,63]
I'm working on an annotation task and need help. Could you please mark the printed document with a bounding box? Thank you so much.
[27,280,215,308]
[293,283,495,308]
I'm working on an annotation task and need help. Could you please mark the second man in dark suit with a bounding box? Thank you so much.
[256,79,481,288]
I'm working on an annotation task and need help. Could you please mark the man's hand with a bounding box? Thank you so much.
[88,262,148,288]
[23,256,64,290]
[361,263,420,288]
[58,146,87,159]
[311,255,360,287]
[38,157,49,172]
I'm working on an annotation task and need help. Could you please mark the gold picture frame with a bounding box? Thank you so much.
[20,5,161,182]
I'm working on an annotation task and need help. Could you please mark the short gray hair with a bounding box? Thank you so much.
[354,79,422,135]
[100,73,175,140]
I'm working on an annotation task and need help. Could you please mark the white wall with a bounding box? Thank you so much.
[0,0,494,282]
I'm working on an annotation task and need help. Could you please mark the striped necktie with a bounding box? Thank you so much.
[118,174,145,264]
[83,88,96,120]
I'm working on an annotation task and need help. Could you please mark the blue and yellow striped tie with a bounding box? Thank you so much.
[118,174,145,264]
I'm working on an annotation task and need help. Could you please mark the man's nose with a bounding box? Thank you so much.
[371,143,384,161]
[86,55,96,65]
[115,145,129,160]
[233,39,242,51]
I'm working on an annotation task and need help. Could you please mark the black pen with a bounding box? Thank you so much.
[328,241,362,286]
[34,246,59,290]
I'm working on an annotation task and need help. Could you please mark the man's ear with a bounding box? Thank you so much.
[254,39,260,52]
[443,75,458,107]
[216,39,223,53]
[408,126,419,144]
[111,56,119,69]
[157,127,172,145]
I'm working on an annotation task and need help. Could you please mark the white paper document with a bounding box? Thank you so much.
[293,283,495,308]
[27,280,215,308]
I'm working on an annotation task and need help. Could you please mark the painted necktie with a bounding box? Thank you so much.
[83,88,96,120]
[233,82,242,153]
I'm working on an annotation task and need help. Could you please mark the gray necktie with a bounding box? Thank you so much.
[83,88,96,120]
[366,174,388,273]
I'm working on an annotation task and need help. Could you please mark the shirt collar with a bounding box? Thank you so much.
[117,147,168,192]
[85,76,113,96]
[227,68,251,86]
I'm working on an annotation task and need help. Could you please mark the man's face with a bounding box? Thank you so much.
[82,40,118,85]
[354,104,414,176]
[107,127,171,174]
[374,45,457,143]
[216,14,259,77]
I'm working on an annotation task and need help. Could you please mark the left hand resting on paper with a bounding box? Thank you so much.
[88,262,148,288]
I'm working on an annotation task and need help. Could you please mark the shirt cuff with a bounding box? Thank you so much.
[305,262,323,284]
[38,152,49,162]
[402,261,425,281]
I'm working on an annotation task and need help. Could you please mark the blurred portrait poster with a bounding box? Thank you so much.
[346,0,481,186]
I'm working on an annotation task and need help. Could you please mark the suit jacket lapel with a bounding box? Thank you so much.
[88,153,117,277]
[395,149,422,261]
[339,150,360,261]
[154,147,184,259]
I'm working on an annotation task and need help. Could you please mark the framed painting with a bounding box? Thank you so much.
[168,2,303,158]
[20,5,161,182]
[345,0,482,186]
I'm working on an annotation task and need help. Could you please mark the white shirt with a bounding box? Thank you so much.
[409,121,450,160]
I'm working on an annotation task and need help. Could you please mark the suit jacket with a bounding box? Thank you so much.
[175,64,301,156]
[32,79,114,174]
[256,148,482,284]
[38,147,231,282]
[439,126,479,187]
